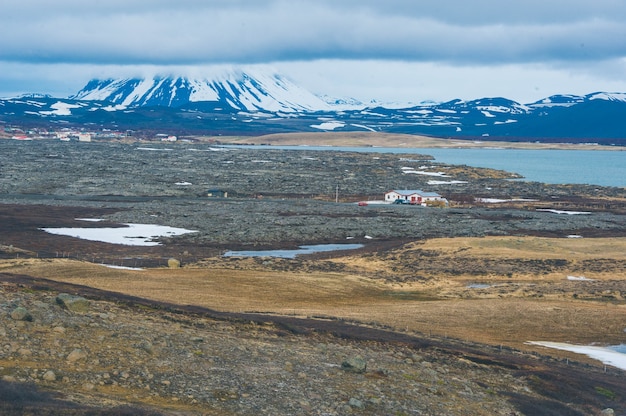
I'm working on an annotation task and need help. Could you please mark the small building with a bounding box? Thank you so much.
[77,133,92,142]
[384,189,447,206]
[207,189,227,198]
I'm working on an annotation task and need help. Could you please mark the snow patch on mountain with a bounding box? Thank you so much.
[317,94,365,110]
[39,101,82,116]
[528,94,585,108]
[588,92,626,102]
[71,68,333,113]
[311,121,345,130]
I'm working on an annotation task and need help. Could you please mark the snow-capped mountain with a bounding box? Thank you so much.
[70,68,332,113]
[2,75,625,146]
[317,94,365,110]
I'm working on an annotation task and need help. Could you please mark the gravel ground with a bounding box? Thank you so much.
[1,140,624,252]
[2,275,623,415]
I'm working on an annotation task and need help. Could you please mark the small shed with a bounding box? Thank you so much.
[207,189,227,198]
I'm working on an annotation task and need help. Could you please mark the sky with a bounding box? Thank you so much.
[1,0,626,104]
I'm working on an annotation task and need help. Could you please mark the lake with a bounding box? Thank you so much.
[226,145,625,188]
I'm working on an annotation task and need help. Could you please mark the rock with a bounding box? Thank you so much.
[601,409,614,416]
[18,348,32,356]
[66,348,88,363]
[341,356,367,374]
[348,397,364,408]
[11,306,33,322]
[42,370,56,381]
[56,293,90,313]
[10,306,32,321]
[137,341,154,355]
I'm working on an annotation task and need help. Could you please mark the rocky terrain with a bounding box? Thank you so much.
[1,274,624,415]
[0,136,624,415]
[0,139,624,265]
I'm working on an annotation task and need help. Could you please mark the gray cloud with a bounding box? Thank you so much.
[2,0,625,66]
[2,1,626,102]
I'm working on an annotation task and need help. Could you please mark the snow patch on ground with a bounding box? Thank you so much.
[537,209,591,215]
[428,180,468,185]
[401,167,449,177]
[137,147,174,151]
[40,223,197,246]
[567,275,594,281]
[527,341,626,370]
[101,264,144,271]
[477,198,538,203]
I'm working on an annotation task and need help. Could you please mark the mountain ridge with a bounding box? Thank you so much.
[1,69,625,145]
[70,70,332,113]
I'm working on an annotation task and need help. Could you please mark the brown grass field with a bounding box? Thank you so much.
[3,236,625,363]
[213,131,626,150]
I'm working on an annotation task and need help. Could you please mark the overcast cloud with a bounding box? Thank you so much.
[1,0,626,103]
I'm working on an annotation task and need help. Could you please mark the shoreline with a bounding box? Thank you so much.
[3,132,624,151]
[209,132,626,151]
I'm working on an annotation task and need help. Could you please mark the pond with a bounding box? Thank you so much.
[223,243,364,259]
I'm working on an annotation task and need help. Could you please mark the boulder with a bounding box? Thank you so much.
[341,356,367,374]
[10,306,32,321]
[56,293,90,313]
[42,370,57,381]
[66,348,88,363]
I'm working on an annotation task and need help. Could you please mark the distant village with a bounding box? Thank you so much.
[2,125,180,142]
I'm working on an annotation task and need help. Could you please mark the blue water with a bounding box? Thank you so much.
[225,145,625,188]
[611,344,626,354]
[223,243,364,259]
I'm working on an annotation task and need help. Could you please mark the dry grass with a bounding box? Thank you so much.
[335,236,626,280]
[419,236,626,260]
[3,236,625,357]
[211,132,624,150]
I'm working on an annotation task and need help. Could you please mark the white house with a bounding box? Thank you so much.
[384,189,447,205]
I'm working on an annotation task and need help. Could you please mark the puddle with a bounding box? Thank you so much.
[467,283,491,289]
[223,243,364,259]
[527,341,626,370]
